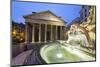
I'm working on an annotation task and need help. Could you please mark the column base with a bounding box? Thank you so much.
[38,41,41,43]
[32,41,35,43]
[44,40,47,43]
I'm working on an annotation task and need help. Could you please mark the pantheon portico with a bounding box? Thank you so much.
[23,11,67,43]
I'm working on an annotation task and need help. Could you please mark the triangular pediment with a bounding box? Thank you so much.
[24,11,65,22]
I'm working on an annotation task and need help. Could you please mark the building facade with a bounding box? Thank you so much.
[80,6,90,23]
[80,6,96,48]
[12,21,25,43]
[24,11,67,43]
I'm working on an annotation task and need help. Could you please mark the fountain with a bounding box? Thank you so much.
[40,23,95,64]
[40,41,82,64]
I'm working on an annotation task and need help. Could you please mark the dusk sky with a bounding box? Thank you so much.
[12,1,82,24]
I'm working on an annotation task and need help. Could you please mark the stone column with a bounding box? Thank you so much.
[60,26,62,40]
[62,26,66,40]
[45,24,47,42]
[62,26,64,40]
[32,23,35,43]
[51,25,53,41]
[64,26,66,40]
[39,24,41,43]
[56,26,58,40]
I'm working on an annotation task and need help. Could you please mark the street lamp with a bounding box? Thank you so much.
[12,29,17,37]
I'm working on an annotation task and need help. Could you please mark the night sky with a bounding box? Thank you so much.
[12,1,82,25]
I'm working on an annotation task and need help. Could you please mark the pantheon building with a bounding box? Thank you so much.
[23,11,67,43]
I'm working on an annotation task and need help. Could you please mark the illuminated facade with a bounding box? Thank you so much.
[69,6,96,48]
[12,21,25,42]
[80,6,96,48]
[24,11,67,43]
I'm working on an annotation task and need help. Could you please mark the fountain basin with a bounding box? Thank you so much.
[40,42,82,64]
